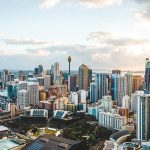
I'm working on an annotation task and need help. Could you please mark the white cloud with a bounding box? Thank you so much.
[133,0,150,23]
[2,38,63,46]
[1,31,149,71]
[134,7,150,22]
[39,0,61,8]
[77,0,122,8]
[39,0,122,9]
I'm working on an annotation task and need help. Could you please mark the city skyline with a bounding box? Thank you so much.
[0,0,150,70]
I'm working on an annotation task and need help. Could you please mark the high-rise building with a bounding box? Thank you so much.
[70,74,77,92]
[34,67,38,76]
[124,72,133,97]
[17,89,28,109]
[54,62,60,82]
[37,77,44,86]
[144,58,150,93]
[131,91,144,113]
[101,96,113,112]
[17,81,28,91]
[44,75,51,90]
[7,84,14,99]
[3,69,9,83]
[137,94,150,140]
[9,103,16,118]
[55,75,63,85]
[117,76,126,107]
[18,70,24,81]
[90,82,97,103]
[70,92,78,105]
[122,95,130,109]
[8,73,14,81]
[78,64,92,91]
[95,73,111,99]
[27,82,39,105]
[78,90,87,104]
[132,75,143,93]
[112,69,121,75]
[0,72,2,80]
[111,75,126,106]
[98,112,127,130]
[38,65,43,76]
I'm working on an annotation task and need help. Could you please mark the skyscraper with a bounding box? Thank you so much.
[38,64,43,77]
[131,91,144,113]
[3,69,9,83]
[17,89,28,109]
[44,75,51,90]
[18,70,24,81]
[27,82,39,105]
[34,67,38,76]
[124,72,133,97]
[78,64,92,91]
[137,94,150,140]
[90,82,97,103]
[53,62,60,82]
[111,74,126,106]
[8,73,14,82]
[144,58,150,93]
[122,95,130,109]
[70,74,77,92]
[78,90,87,104]
[132,75,143,93]
[95,73,111,100]
[17,81,28,91]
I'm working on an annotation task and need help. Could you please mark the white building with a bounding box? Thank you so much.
[70,92,78,105]
[17,89,28,109]
[17,81,27,91]
[55,75,63,85]
[117,76,126,107]
[98,112,127,130]
[101,95,113,112]
[122,95,130,109]
[78,90,87,104]
[131,91,144,113]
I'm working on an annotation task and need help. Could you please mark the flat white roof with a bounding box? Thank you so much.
[0,126,8,132]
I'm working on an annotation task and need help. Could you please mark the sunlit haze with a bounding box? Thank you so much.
[0,0,150,71]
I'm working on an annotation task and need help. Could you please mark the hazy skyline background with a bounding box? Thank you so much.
[0,0,150,71]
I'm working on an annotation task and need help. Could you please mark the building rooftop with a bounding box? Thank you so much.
[0,125,8,132]
[53,110,71,119]
[24,135,81,150]
[110,130,130,142]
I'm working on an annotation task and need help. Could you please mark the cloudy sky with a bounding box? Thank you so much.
[0,0,150,71]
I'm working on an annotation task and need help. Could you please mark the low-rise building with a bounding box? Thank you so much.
[24,135,82,150]
[0,126,9,139]
[98,112,127,130]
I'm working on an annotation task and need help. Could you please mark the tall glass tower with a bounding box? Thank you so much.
[137,94,150,140]
[144,58,150,93]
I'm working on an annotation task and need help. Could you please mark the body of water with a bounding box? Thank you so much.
[0,139,19,150]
